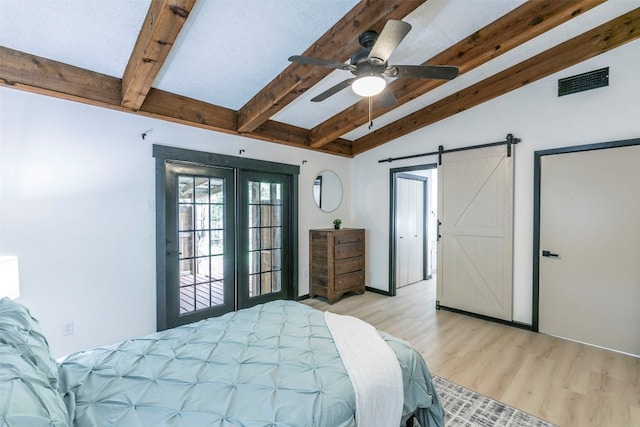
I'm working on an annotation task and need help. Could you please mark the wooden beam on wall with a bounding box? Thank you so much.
[235,0,426,134]
[121,0,196,110]
[309,0,607,148]
[0,47,351,157]
[0,46,122,106]
[352,8,640,155]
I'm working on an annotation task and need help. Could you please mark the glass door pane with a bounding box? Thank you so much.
[165,163,235,327]
[248,181,282,297]
[238,171,291,308]
[177,176,226,314]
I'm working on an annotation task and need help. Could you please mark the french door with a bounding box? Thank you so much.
[237,171,292,309]
[165,163,236,327]
[154,145,298,330]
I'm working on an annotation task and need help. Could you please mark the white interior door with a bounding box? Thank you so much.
[396,176,425,288]
[437,145,514,320]
[539,144,640,356]
[396,178,409,287]
[407,178,424,285]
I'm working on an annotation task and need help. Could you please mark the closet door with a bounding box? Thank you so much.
[395,175,426,288]
[407,178,424,285]
[437,145,514,320]
[396,177,409,287]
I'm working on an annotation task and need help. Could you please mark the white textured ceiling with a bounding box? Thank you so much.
[1,0,637,142]
[272,0,529,133]
[0,0,151,78]
[154,0,359,110]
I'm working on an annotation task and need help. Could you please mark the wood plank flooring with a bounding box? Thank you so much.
[179,274,224,313]
[302,280,640,427]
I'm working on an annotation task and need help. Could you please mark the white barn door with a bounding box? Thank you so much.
[539,144,640,356]
[437,145,514,320]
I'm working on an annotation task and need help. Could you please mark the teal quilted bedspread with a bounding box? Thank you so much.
[58,301,444,426]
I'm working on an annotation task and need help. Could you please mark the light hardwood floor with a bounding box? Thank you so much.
[302,280,640,427]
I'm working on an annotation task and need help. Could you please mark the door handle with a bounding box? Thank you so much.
[542,250,559,258]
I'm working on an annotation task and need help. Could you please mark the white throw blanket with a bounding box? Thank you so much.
[325,311,404,427]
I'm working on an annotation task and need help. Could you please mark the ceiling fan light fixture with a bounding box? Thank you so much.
[352,73,386,97]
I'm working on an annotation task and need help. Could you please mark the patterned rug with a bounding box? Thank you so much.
[431,376,557,427]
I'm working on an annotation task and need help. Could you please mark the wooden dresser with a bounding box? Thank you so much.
[309,228,365,304]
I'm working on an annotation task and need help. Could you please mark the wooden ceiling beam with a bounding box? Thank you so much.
[121,0,196,110]
[137,88,238,132]
[245,122,354,157]
[310,0,607,148]
[141,90,353,155]
[235,0,426,134]
[352,8,640,155]
[0,46,123,106]
[0,46,349,156]
[0,46,239,133]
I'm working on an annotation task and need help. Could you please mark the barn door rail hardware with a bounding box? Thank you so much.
[378,134,521,164]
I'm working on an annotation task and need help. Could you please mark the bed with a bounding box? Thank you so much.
[0,298,444,426]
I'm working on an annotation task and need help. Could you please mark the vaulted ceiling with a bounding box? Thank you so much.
[1,0,638,157]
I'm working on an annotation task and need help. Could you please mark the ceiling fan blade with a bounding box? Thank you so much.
[392,65,459,80]
[368,20,411,64]
[377,87,397,108]
[311,78,355,102]
[288,55,353,71]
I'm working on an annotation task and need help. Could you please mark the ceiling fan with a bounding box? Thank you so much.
[288,20,459,107]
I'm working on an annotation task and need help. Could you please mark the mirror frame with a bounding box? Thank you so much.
[313,170,342,213]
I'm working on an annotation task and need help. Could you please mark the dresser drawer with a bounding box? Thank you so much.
[335,271,364,291]
[335,242,364,259]
[335,256,364,275]
[334,231,364,245]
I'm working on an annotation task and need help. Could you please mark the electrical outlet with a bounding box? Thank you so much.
[63,321,74,336]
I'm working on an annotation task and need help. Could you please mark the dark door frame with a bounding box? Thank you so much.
[532,137,640,332]
[153,144,299,331]
[389,163,436,296]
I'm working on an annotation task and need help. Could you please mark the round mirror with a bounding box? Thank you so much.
[313,170,342,212]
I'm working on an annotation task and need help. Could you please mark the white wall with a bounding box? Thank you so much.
[0,88,351,357]
[1,39,638,356]
[352,39,640,325]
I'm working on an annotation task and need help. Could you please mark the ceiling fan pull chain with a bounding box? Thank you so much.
[368,96,374,129]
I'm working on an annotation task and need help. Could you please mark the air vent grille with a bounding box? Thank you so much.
[558,67,609,97]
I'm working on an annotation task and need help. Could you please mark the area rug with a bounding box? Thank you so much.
[431,376,557,427]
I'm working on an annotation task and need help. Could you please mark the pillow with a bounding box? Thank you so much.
[0,345,69,426]
[0,297,60,389]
